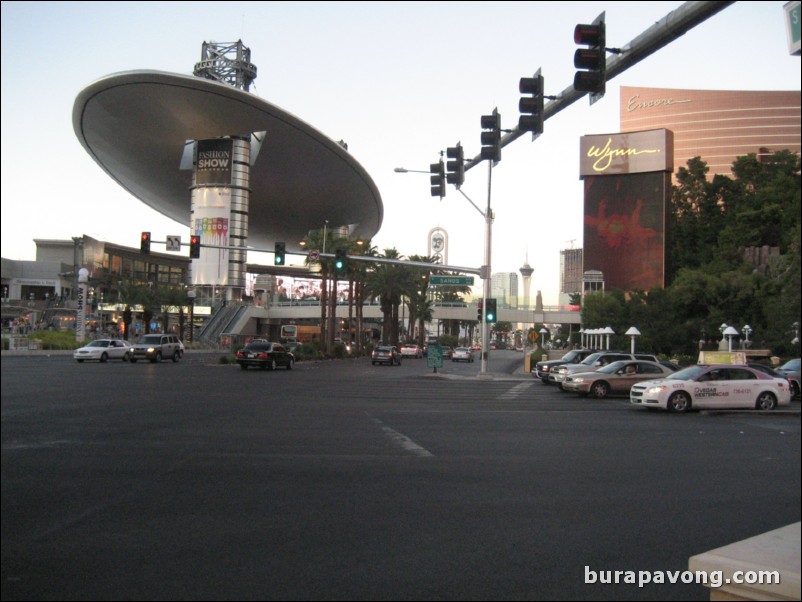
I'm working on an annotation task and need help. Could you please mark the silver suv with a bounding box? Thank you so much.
[130,333,185,363]
[552,351,659,388]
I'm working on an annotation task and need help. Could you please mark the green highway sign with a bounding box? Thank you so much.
[429,275,475,286]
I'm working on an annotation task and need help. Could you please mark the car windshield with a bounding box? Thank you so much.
[666,365,707,381]
[87,340,109,348]
[780,359,800,371]
[140,335,162,344]
[561,349,585,363]
[597,361,628,374]
[579,353,604,365]
[246,343,272,351]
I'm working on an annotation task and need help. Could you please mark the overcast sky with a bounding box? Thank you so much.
[2,1,799,304]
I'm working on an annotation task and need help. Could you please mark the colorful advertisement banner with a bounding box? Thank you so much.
[582,171,670,292]
[191,187,230,286]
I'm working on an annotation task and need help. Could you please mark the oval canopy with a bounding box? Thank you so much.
[73,70,383,250]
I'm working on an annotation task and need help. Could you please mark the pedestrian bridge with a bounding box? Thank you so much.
[265,300,582,325]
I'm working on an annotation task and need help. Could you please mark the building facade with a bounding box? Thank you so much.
[620,87,801,178]
[491,272,519,309]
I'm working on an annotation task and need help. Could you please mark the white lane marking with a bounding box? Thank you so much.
[371,418,433,457]
[497,382,535,399]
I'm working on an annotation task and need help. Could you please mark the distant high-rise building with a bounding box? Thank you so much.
[560,248,583,306]
[491,272,519,309]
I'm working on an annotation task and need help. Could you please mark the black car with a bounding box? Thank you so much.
[236,341,294,370]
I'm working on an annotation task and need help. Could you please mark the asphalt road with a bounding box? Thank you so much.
[2,351,800,601]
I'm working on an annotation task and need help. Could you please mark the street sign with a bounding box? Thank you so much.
[308,249,320,261]
[166,235,181,252]
[427,345,444,372]
[429,275,474,286]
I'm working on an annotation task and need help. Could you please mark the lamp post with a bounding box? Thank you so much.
[723,326,739,352]
[741,324,752,348]
[625,326,641,353]
[718,323,729,351]
[539,327,548,350]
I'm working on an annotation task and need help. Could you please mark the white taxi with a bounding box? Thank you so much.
[630,364,792,412]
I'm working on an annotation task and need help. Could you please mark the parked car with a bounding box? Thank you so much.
[130,334,184,363]
[630,364,792,412]
[236,341,294,370]
[532,348,598,383]
[452,347,475,363]
[562,360,676,398]
[553,352,660,388]
[73,338,132,363]
[372,346,402,366]
[775,358,800,399]
[400,344,423,359]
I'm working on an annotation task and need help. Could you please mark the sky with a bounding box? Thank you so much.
[2,1,800,305]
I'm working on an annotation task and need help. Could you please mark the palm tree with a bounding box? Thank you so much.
[365,248,406,345]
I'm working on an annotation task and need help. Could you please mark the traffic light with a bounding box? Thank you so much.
[519,69,544,138]
[189,234,201,259]
[485,298,497,323]
[274,242,286,265]
[446,143,465,187]
[477,300,484,322]
[480,109,501,163]
[140,232,151,254]
[334,248,347,272]
[430,161,446,198]
[573,12,606,103]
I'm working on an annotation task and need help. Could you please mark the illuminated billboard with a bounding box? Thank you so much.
[580,130,673,293]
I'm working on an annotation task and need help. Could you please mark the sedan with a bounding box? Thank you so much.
[630,364,792,412]
[562,360,675,398]
[236,341,294,370]
[74,339,132,363]
[400,344,423,359]
[452,347,475,363]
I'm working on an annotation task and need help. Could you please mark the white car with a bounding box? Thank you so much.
[400,344,423,359]
[452,347,475,362]
[74,339,132,363]
[630,364,792,412]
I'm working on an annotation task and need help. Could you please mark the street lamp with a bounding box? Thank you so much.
[723,326,739,352]
[539,327,548,349]
[741,324,752,348]
[394,167,430,174]
[624,326,641,353]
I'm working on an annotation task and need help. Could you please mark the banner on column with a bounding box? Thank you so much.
[192,187,230,286]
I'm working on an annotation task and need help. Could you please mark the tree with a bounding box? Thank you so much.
[364,248,406,345]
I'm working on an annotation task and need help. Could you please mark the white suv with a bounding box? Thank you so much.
[130,334,185,363]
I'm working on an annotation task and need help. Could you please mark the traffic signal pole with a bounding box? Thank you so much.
[480,159,493,377]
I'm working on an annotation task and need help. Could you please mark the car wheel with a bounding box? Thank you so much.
[667,391,691,413]
[791,381,800,399]
[269,359,277,370]
[591,381,609,399]
[172,350,180,362]
[755,392,777,410]
[286,358,293,370]
[240,364,248,370]
[100,352,108,363]
[123,352,131,362]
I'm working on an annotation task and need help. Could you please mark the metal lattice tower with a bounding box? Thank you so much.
[193,40,257,91]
